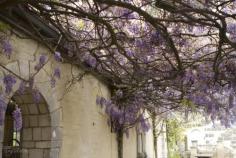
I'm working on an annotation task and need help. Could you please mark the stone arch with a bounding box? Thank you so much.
[0,64,63,158]
[1,87,62,158]
[0,34,65,158]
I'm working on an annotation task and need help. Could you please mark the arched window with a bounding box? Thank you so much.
[3,100,21,158]
[2,89,53,158]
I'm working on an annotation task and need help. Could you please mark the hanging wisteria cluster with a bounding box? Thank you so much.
[96,89,150,135]
[1,0,236,132]
[12,106,22,132]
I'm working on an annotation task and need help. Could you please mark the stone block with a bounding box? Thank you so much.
[20,95,35,104]
[21,149,29,158]
[51,140,62,148]
[20,104,29,115]
[5,61,20,78]
[29,115,38,127]
[28,104,38,114]
[51,127,62,141]
[39,115,50,127]
[23,128,32,141]
[22,141,35,148]
[39,104,48,114]
[12,35,38,61]
[23,116,30,127]
[50,148,60,158]
[12,96,24,104]
[37,89,57,112]
[42,127,51,140]
[51,109,62,127]
[43,149,50,158]
[19,60,30,80]
[29,149,43,158]
[33,128,41,140]
[35,141,51,148]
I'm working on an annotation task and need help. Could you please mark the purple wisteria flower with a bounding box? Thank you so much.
[150,31,163,45]
[122,9,135,19]
[183,69,195,85]
[139,115,150,133]
[50,77,56,88]
[96,96,106,108]
[2,40,12,58]
[18,81,26,94]
[126,50,134,57]
[28,77,34,89]
[53,67,61,79]
[227,24,236,34]
[227,23,236,42]
[54,51,62,62]
[96,94,150,133]
[35,54,47,71]
[0,96,6,110]
[84,55,97,68]
[12,107,22,131]
[33,89,41,104]
[96,96,102,105]
[3,74,16,94]
[135,39,146,49]
[129,25,139,34]
[49,67,61,88]
[39,55,46,65]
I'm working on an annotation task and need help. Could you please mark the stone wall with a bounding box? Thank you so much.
[13,90,52,158]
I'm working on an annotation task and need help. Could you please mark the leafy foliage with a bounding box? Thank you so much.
[166,118,184,158]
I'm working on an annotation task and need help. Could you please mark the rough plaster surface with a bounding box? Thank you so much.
[123,128,137,158]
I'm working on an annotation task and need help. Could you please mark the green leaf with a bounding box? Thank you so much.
[0,22,10,31]
[181,98,196,110]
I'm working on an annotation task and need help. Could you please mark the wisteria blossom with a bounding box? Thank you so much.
[32,89,41,104]
[35,54,47,71]
[1,40,12,58]
[12,106,22,131]
[3,74,16,94]
[54,51,62,62]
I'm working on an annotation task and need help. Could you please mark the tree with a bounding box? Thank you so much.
[1,1,236,157]
[166,118,184,158]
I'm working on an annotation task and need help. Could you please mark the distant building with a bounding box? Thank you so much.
[184,123,236,158]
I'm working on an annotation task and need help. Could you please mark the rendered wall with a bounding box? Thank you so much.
[123,128,137,158]
[60,73,118,158]
[145,124,154,158]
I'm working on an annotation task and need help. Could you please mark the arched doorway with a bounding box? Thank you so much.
[2,88,52,158]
